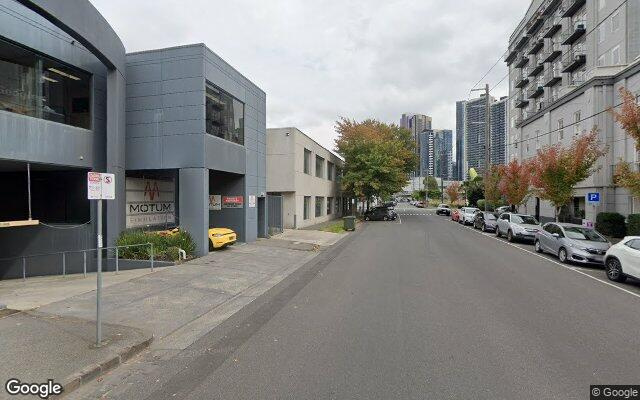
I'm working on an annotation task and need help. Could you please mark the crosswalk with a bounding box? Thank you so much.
[395,212,434,216]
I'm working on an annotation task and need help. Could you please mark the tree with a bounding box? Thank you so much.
[463,176,484,207]
[611,87,640,198]
[498,159,531,211]
[530,131,607,221]
[446,182,462,206]
[335,118,417,209]
[484,165,504,209]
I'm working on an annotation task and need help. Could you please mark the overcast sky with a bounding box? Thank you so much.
[90,0,528,151]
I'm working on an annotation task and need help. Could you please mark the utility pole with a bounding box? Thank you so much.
[471,83,491,212]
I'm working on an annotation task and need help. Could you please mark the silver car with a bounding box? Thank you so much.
[459,207,479,225]
[534,222,611,264]
[495,213,541,242]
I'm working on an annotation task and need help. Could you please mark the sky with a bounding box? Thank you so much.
[90,0,528,152]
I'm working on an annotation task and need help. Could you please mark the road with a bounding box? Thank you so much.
[72,203,640,399]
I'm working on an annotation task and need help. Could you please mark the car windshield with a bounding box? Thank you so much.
[564,227,607,242]
[512,215,538,225]
[466,208,479,214]
[485,213,497,220]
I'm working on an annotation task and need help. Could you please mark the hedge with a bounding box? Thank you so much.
[116,229,196,261]
[627,214,640,236]
[595,212,626,238]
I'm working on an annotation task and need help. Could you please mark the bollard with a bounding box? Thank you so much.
[115,247,119,274]
[62,252,66,276]
[83,251,87,277]
[22,257,26,281]
[150,243,154,272]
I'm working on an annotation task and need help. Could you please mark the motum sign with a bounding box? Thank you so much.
[126,177,175,228]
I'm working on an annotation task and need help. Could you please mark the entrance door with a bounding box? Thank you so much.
[257,197,266,238]
[267,194,283,235]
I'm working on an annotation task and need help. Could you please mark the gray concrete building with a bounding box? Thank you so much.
[433,129,453,180]
[464,95,493,176]
[418,129,433,177]
[455,101,466,180]
[491,97,508,166]
[266,128,343,229]
[507,0,640,221]
[125,44,267,255]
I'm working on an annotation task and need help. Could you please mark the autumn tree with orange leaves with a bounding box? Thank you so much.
[498,159,531,211]
[446,181,462,206]
[611,87,640,197]
[530,131,607,221]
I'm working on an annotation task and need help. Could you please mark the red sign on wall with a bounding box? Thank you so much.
[222,196,244,208]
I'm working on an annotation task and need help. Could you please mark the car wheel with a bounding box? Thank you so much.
[496,227,501,237]
[534,240,543,253]
[481,223,487,232]
[507,230,514,242]
[605,258,627,282]
[558,247,568,263]
[364,216,370,221]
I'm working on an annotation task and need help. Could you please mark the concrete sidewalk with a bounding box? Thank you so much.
[0,234,345,397]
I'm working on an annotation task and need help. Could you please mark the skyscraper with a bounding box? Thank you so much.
[490,97,508,167]
[433,129,453,180]
[455,101,466,181]
[418,129,433,177]
[400,113,432,176]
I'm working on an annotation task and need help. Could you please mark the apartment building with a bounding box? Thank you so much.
[491,98,509,166]
[418,129,434,177]
[507,0,640,221]
[433,129,453,180]
[455,101,466,180]
[266,128,344,229]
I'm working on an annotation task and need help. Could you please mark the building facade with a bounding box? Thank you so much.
[464,95,493,176]
[455,101,466,180]
[491,97,509,166]
[507,0,640,221]
[433,129,453,180]
[267,128,343,229]
[418,129,434,177]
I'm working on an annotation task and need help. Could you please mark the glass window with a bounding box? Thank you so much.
[304,149,311,174]
[0,38,91,129]
[564,227,606,242]
[315,155,324,178]
[327,197,333,214]
[303,196,310,220]
[558,119,564,140]
[611,45,621,65]
[611,11,620,32]
[512,214,539,225]
[327,162,334,181]
[315,196,324,217]
[625,239,640,250]
[544,223,554,233]
[205,82,244,145]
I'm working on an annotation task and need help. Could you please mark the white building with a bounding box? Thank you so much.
[267,128,344,229]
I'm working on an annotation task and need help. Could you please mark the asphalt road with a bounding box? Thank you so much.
[73,204,640,399]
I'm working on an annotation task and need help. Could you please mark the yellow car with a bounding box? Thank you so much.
[208,228,237,250]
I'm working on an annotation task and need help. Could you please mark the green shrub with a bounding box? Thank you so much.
[477,199,486,210]
[627,214,640,236]
[595,212,626,238]
[116,229,197,261]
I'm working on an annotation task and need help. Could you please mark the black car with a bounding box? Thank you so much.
[473,211,498,232]
[363,207,395,221]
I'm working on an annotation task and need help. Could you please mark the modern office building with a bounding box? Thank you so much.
[400,113,432,176]
[464,95,493,176]
[125,44,267,255]
[417,129,434,177]
[0,0,267,278]
[506,0,640,221]
[433,129,453,180]
[491,97,508,166]
[455,100,466,180]
[266,127,344,230]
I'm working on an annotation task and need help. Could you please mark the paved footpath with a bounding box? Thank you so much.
[69,210,640,400]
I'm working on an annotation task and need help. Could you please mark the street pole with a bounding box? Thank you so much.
[441,150,445,204]
[484,83,491,212]
[96,199,103,345]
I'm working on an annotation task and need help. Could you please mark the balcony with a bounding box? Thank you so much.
[527,83,544,99]
[515,92,530,109]
[541,0,562,15]
[561,20,586,45]
[561,0,586,18]
[527,36,544,55]
[544,67,562,87]
[526,17,545,35]
[514,72,530,89]
[528,61,544,77]
[542,42,562,63]
[514,34,530,50]
[542,16,562,38]
[562,48,586,72]
[514,55,530,68]
[505,49,518,65]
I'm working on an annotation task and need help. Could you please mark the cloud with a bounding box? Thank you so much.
[90,0,527,151]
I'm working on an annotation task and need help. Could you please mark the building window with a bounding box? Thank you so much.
[327,197,333,214]
[335,197,340,214]
[611,45,621,64]
[315,155,324,178]
[315,196,324,217]
[611,10,620,32]
[574,111,581,135]
[558,119,564,140]
[303,196,311,220]
[0,38,91,129]
[304,149,312,174]
[597,54,606,67]
[205,82,244,145]
[327,162,334,181]
[598,24,606,43]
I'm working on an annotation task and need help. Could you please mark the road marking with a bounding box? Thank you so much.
[451,220,640,300]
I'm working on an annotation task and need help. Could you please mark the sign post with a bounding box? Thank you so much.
[87,172,115,345]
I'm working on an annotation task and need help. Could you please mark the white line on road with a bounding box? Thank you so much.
[451,220,640,301]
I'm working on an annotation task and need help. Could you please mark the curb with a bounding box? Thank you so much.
[60,335,154,397]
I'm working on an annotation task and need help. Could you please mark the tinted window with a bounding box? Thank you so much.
[544,223,553,233]
[205,82,244,145]
[501,214,510,221]
[512,215,538,225]
[625,239,640,250]
[304,149,311,174]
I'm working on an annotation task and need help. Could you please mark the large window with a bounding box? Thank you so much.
[327,197,333,215]
[316,155,324,178]
[327,162,334,181]
[0,38,91,129]
[205,82,244,145]
[303,196,311,220]
[304,149,311,174]
[315,196,324,217]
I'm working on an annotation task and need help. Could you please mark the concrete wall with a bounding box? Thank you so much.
[267,127,343,229]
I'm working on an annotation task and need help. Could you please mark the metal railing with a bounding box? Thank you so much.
[0,242,155,281]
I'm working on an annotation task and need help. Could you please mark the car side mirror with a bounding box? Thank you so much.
[552,233,560,239]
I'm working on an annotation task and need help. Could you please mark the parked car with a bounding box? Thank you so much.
[415,201,425,208]
[451,208,461,222]
[363,207,394,221]
[459,207,479,225]
[208,227,237,250]
[535,223,611,264]
[495,213,541,242]
[436,204,451,216]
[604,236,640,282]
[473,211,498,232]
[495,205,511,215]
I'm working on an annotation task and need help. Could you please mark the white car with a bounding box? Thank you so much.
[459,207,479,225]
[604,236,640,282]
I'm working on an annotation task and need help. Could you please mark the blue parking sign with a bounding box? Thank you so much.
[587,192,600,203]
